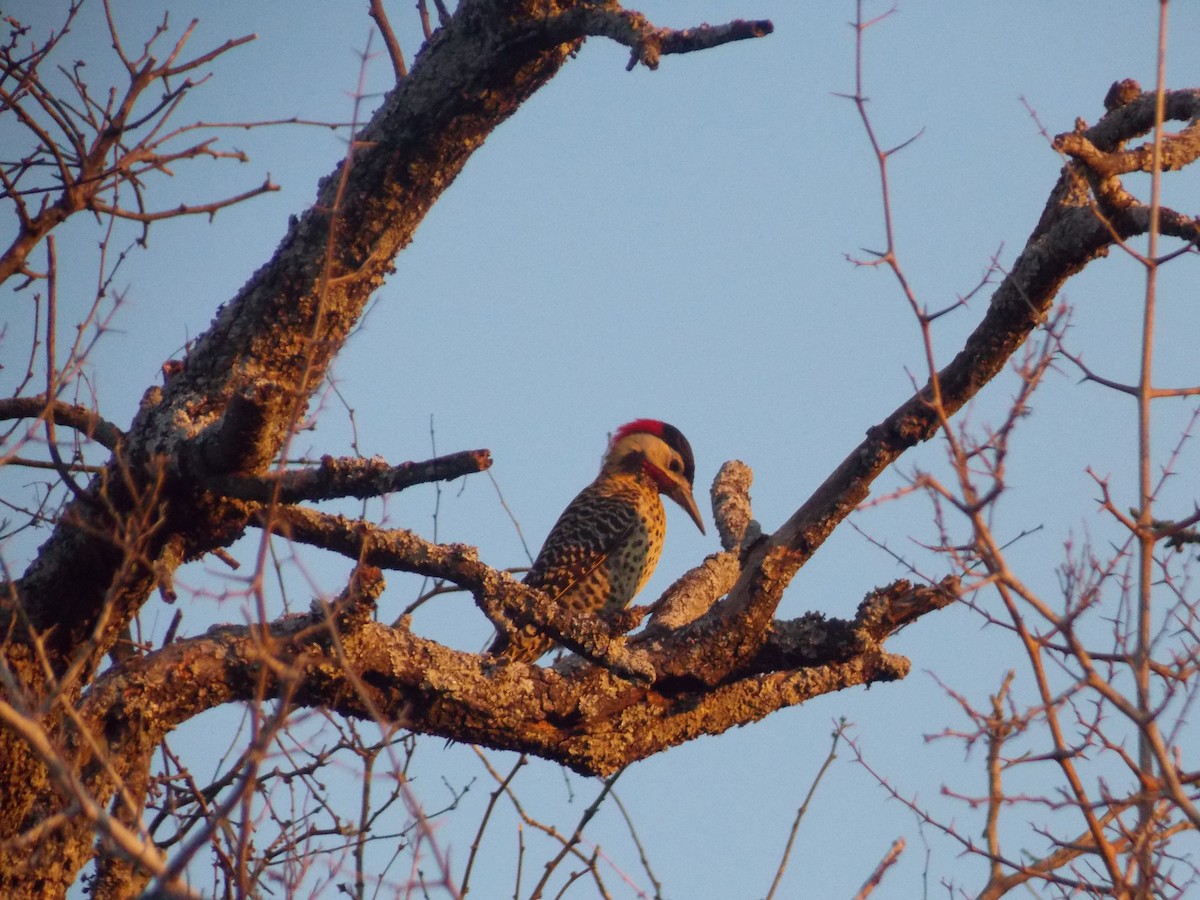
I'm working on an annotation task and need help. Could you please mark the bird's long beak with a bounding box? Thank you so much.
[667,481,706,535]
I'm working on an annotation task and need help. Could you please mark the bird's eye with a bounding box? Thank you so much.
[668,458,682,473]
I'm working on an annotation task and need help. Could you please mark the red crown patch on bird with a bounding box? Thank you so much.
[612,419,667,442]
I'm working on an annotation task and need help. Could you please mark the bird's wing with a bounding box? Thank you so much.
[523,487,642,602]
[487,487,643,661]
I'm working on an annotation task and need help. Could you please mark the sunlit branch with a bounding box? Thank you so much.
[210,449,491,503]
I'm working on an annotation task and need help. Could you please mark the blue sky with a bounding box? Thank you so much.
[5,1,1200,896]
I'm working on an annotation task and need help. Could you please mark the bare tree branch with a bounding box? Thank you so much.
[368,0,408,80]
[210,449,491,503]
[0,396,125,451]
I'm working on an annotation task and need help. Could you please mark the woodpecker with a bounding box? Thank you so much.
[488,419,705,664]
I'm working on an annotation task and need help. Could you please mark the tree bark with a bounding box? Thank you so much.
[3,0,1198,893]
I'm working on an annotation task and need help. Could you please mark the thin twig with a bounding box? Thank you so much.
[368,0,407,79]
[765,721,846,899]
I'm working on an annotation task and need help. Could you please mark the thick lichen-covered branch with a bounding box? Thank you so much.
[80,568,951,778]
